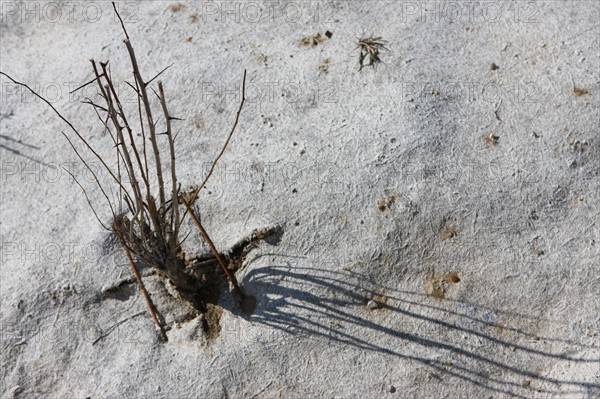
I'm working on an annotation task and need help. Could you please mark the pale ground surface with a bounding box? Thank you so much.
[1,1,599,398]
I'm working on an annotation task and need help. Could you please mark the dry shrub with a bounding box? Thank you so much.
[1,2,249,341]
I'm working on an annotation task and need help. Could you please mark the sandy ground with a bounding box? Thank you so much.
[1,1,599,398]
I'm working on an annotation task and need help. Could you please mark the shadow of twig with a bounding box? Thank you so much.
[241,257,599,398]
[0,134,52,166]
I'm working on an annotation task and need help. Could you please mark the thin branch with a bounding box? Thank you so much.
[157,81,180,254]
[124,80,141,96]
[60,131,117,220]
[69,74,103,94]
[99,61,149,187]
[112,2,129,40]
[0,71,134,200]
[146,64,173,87]
[86,95,138,211]
[82,99,109,113]
[93,62,146,236]
[92,311,145,345]
[113,218,168,342]
[133,77,150,189]
[63,166,109,231]
[0,72,77,134]
[122,38,166,209]
[97,61,151,244]
[179,69,247,227]
[196,69,247,196]
[114,1,166,218]
[181,197,242,298]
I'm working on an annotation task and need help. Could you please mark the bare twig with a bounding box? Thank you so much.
[0,72,125,191]
[157,81,180,254]
[112,2,129,40]
[99,61,149,187]
[147,64,173,87]
[93,64,146,226]
[92,311,145,345]
[179,69,247,227]
[181,197,243,298]
[69,75,103,95]
[114,218,168,342]
[93,60,153,246]
[62,166,109,230]
[122,38,166,209]
[60,131,116,220]
[196,69,247,197]
[131,78,150,186]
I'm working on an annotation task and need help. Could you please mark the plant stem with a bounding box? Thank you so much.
[114,219,168,342]
[181,197,243,298]
[158,81,179,254]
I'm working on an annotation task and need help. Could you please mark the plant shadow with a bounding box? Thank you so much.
[238,254,599,398]
[0,133,52,166]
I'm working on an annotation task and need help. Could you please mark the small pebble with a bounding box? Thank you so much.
[367,300,380,310]
[389,385,396,393]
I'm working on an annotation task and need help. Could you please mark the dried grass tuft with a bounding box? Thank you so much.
[1,2,249,341]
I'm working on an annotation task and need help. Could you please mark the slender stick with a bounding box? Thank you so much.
[99,62,149,189]
[180,197,243,298]
[179,69,247,228]
[132,77,151,202]
[0,71,128,193]
[114,3,166,211]
[86,96,138,214]
[114,219,168,342]
[63,166,109,230]
[95,70,145,222]
[92,61,156,247]
[196,69,247,198]
[122,38,166,209]
[157,81,179,254]
[60,131,116,220]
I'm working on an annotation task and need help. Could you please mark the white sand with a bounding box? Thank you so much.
[1,1,598,398]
